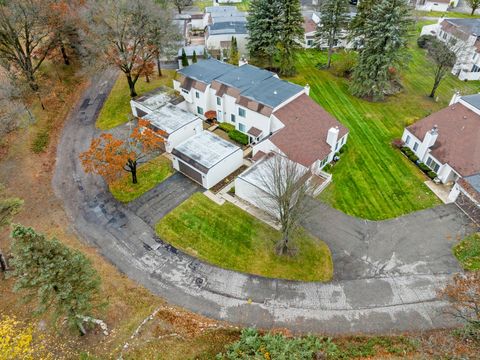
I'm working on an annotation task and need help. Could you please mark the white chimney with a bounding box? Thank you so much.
[239,57,248,67]
[449,91,461,106]
[326,126,339,150]
[418,125,439,160]
[304,83,310,96]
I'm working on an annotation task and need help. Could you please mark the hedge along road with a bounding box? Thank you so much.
[53,69,475,335]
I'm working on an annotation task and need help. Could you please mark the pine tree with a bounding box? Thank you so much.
[277,0,304,76]
[315,0,350,68]
[349,0,381,41]
[192,50,197,63]
[351,0,413,101]
[229,36,240,65]
[10,225,102,335]
[246,0,283,68]
[181,48,189,67]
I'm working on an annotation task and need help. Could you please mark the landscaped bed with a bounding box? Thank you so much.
[109,156,173,203]
[286,23,479,220]
[96,71,176,130]
[155,193,333,282]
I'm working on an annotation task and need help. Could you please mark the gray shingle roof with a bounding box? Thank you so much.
[465,173,480,193]
[207,21,247,35]
[445,18,480,36]
[177,59,235,84]
[461,94,480,111]
[241,76,304,109]
[215,64,274,92]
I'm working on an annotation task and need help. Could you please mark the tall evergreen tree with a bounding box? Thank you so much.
[315,0,350,68]
[349,0,380,40]
[277,0,304,76]
[192,50,197,63]
[228,36,240,65]
[10,225,102,335]
[351,0,413,101]
[181,48,189,67]
[246,0,283,68]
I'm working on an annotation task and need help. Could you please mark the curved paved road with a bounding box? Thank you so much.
[53,70,475,334]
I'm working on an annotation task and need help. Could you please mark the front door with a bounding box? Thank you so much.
[217,110,223,121]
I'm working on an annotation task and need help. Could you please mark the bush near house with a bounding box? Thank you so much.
[218,122,235,133]
[453,233,480,270]
[228,129,249,145]
[417,34,436,49]
[400,146,438,179]
[427,170,438,180]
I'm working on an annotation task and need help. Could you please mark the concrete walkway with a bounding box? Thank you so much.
[53,70,476,335]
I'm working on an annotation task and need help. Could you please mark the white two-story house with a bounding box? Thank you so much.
[411,0,458,12]
[422,18,480,80]
[401,93,480,185]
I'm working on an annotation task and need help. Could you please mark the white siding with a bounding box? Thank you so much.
[205,149,243,188]
[206,34,249,55]
[234,177,277,216]
[165,119,203,153]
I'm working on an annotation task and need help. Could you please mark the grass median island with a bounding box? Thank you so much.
[286,29,479,220]
[155,193,333,282]
[96,70,176,130]
[453,233,480,271]
[109,156,173,203]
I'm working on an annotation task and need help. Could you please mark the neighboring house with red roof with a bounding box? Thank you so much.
[401,93,480,186]
[421,18,480,80]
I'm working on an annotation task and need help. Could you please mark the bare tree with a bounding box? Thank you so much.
[173,0,192,14]
[0,0,59,107]
[439,272,480,331]
[258,153,317,256]
[426,39,457,98]
[86,0,162,97]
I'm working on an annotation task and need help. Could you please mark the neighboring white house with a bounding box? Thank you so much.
[171,131,243,189]
[301,11,355,49]
[421,18,480,80]
[141,104,203,153]
[411,0,458,12]
[203,6,248,56]
[401,93,480,185]
[130,88,177,118]
[448,173,480,223]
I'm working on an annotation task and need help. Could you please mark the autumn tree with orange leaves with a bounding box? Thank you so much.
[80,119,165,184]
[85,0,166,98]
[439,271,480,334]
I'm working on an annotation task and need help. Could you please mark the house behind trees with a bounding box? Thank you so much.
[422,18,480,80]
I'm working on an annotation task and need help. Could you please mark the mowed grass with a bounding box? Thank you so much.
[413,10,480,19]
[96,70,176,130]
[155,193,333,282]
[285,30,480,220]
[109,156,173,203]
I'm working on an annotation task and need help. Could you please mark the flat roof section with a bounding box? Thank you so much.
[172,131,241,172]
[133,87,175,112]
[142,104,199,135]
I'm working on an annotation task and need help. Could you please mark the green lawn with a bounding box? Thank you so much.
[96,71,176,130]
[453,233,480,271]
[194,0,250,11]
[155,193,333,282]
[285,31,480,220]
[109,156,173,203]
[413,10,480,19]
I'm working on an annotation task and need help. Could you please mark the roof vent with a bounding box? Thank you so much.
[273,90,277,95]
[464,115,467,119]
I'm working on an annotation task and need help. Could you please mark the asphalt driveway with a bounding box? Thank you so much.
[53,69,476,335]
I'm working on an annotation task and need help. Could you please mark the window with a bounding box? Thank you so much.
[335,142,339,151]
[472,64,480,73]
[307,39,313,46]
[181,89,189,94]
[238,123,246,132]
[238,107,246,117]
[426,157,440,172]
[405,135,410,144]
[216,97,221,106]
[195,91,200,99]
[197,106,203,115]
[231,114,236,123]
[442,32,447,40]
[413,142,419,151]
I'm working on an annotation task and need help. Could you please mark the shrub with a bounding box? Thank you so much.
[391,138,404,149]
[323,164,332,173]
[331,50,358,78]
[453,233,480,271]
[218,122,235,133]
[31,129,50,153]
[339,144,348,154]
[228,186,235,195]
[417,34,435,49]
[408,154,419,162]
[418,163,430,172]
[427,171,437,179]
[228,129,249,145]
